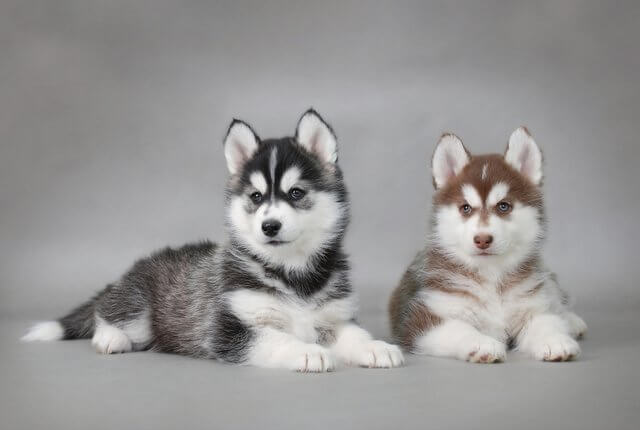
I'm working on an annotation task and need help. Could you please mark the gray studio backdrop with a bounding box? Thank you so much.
[1,0,639,321]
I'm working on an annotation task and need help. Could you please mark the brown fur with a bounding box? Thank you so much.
[498,256,539,294]
[390,136,547,351]
[401,302,442,350]
[389,269,422,340]
[423,249,483,304]
[389,269,442,349]
[434,154,543,212]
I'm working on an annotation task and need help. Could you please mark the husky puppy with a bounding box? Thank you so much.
[389,128,587,363]
[23,109,403,372]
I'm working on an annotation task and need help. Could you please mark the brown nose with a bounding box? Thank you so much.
[474,234,493,250]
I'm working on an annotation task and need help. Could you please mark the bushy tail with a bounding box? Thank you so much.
[21,321,66,342]
[22,287,110,342]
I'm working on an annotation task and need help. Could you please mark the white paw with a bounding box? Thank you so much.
[564,312,587,339]
[530,334,580,362]
[91,325,132,354]
[463,336,506,363]
[290,344,335,373]
[347,340,405,368]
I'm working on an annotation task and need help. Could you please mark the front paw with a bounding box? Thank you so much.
[91,325,132,354]
[347,340,405,368]
[291,344,335,373]
[530,334,580,362]
[463,336,506,363]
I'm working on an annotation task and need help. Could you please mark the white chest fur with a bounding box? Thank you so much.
[420,272,560,341]
[226,289,357,343]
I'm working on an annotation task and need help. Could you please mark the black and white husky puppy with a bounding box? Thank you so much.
[23,109,404,372]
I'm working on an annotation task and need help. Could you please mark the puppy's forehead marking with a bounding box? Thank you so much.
[280,166,301,192]
[249,172,268,194]
[481,164,488,181]
[269,147,278,198]
[462,184,482,207]
[487,182,509,206]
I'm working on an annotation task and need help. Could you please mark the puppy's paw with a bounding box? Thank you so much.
[291,344,335,373]
[564,312,587,339]
[347,340,405,368]
[531,334,580,362]
[464,336,506,364]
[91,325,132,354]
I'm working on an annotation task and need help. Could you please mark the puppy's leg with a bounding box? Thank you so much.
[415,319,506,363]
[330,323,404,368]
[91,279,153,354]
[91,316,133,354]
[517,313,581,361]
[246,327,335,372]
[91,311,152,354]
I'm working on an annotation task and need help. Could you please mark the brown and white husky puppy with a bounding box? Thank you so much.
[389,128,587,363]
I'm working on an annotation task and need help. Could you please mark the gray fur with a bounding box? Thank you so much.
[44,111,354,365]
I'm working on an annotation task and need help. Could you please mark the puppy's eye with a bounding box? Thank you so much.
[250,192,263,204]
[288,188,306,201]
[497,201,512,213]
[460,203,472,215]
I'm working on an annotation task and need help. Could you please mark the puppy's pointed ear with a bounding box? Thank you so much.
[432,133,470,189]
[295,109,338,164]
[505,126,543,185]
[223,119,260,175]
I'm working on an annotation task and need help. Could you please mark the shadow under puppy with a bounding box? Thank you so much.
[23,109,403,372]
[390,128,587,363]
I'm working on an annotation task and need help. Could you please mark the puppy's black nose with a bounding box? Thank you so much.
[261,220,282,237]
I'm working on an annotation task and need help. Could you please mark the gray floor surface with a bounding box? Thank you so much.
[3,308,639,430]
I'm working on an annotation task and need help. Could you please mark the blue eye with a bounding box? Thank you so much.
[460,203,472,215]
[289,188,306,201]
[497,201,512,213]
[250,192,262,204]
